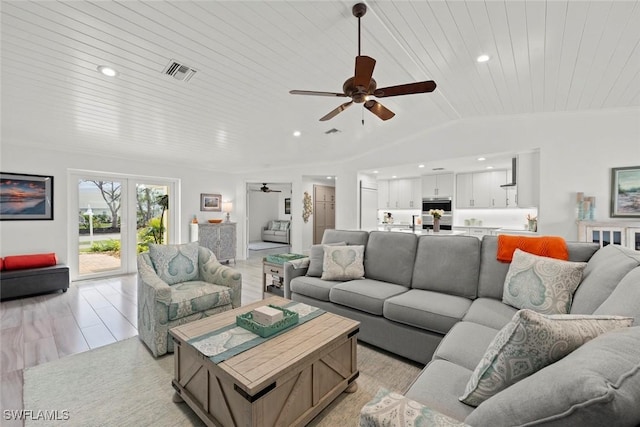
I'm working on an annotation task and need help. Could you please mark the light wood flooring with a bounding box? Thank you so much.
[0,255,269,426]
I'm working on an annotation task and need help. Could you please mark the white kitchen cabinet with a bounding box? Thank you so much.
[456,170,509,208]
[422,173,454,198]
[384,178,421,209]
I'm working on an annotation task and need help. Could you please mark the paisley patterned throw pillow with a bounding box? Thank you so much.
[148,242,199,286]
[502,249,587,314]
[321,245,365,281]
[459,309,632,407]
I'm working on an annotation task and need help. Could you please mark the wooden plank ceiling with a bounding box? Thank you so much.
[1,1,639,173]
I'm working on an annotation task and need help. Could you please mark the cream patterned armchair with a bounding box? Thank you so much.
[137,242,242,357]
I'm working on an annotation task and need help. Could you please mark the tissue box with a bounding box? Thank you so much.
[252,306,284,326]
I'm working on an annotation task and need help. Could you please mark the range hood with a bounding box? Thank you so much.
[500,157,517,188]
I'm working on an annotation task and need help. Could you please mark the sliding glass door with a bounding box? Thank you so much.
[70,171,178,280]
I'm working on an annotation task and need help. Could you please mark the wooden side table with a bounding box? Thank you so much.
[262,260,284,293]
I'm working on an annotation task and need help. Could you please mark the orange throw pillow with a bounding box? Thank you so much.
[3,253,58,271]
[497,235,568,262]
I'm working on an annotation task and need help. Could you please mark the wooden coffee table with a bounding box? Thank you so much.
[169,296,360,427]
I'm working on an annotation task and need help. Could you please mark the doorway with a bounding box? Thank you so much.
[245,182,292,259]
[70,171,178,280]
[313,185,336,244]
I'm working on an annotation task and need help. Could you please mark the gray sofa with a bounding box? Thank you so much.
[283,230,640,426]
[261,220,290,244]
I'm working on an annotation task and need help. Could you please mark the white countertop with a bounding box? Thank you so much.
[375,226,467,236]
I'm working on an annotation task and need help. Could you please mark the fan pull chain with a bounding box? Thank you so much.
[362,108,365,126]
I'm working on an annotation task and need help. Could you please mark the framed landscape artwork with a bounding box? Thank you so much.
[610,166,640,218]
[0,172,54,220]
[285,198,291,214]
[200,193,222,212]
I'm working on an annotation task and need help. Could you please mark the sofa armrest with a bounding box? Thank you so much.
[198,247,242,308]
[283,260,309,299]
[137,257,172,305]
[359,388,469,427]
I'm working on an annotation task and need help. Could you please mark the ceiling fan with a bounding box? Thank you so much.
[290,2,437,122]
[255,183,282,193]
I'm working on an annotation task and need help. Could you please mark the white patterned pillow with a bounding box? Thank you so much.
[269,220,280,230]
[321,245,365,281]
[360,388,467,427]
[148,242,199,286]
[502,249,587,314]
[459,309,632,407]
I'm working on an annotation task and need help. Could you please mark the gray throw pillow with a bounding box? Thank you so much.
[465,326,640,426]
[306,241,345,277]
[459,309,633,407]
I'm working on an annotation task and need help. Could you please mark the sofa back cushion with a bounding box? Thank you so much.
[321,229,369,246]
[570,244,640,314]
[411,235,480,299]
[364,231,417,287]
[478,236,599,300]
[594,266,640,325]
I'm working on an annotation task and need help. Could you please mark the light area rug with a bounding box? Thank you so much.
[24,337,422,427]
[248,241,289,251]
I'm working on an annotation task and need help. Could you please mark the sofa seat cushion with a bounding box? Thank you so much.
[433,321,499,371]
[290,276,341,302]
[571,244,640,314]
[405,359,475,422]
[384,289,472,335]
[168,281,232,321]
[462,298,518,330]
[465,326,640,427]
[263,230,276,236]
[329,279,408,315]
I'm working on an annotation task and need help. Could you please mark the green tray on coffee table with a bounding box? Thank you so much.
[236,305,299,338]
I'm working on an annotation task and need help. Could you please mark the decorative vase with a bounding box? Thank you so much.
[433,218,440,233]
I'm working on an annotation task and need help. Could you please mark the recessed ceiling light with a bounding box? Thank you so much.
[372,170,379,174]
[477,157,486,161]
[293,130,301,137]
[476,55,490,63]
[97,65,118,77]
[418,164,425,168]
[486,166,494,169]
[326,176,333,180]
[392,175,397,179]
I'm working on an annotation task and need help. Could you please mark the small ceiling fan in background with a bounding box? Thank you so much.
[252,183,282,193]
[290,2,437,122]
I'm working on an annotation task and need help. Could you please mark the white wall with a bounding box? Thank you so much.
[0,142,238,278]
[247,191,280,242]
[2,108,637,276]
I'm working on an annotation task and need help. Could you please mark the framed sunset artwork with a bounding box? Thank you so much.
[0,172,54,220]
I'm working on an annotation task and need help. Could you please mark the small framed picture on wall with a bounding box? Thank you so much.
[285,198,291,215]
[200,193,222,212]
[610,166,640,218]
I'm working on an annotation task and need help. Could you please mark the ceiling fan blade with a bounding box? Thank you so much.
[354,55,376,88]
[374,80,437,98]
[289,90,347,97]
[364,100,395,121]
[319,101,353,121]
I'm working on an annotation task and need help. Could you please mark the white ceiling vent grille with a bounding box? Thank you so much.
[162,60,197,82]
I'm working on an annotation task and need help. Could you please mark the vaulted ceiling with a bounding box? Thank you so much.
[2,1,639,173]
